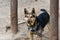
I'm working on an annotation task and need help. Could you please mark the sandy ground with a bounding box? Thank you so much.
[0,0,59,40]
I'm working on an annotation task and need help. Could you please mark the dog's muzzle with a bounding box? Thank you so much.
[27,18,35,26]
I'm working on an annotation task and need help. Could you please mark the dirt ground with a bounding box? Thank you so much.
[0,0,59,40]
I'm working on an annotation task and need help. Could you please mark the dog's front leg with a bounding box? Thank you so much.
[39,33,42,40]
[30,31,34,40]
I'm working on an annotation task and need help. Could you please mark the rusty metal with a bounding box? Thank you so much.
[50,0,58,40]
[11,0,18,34]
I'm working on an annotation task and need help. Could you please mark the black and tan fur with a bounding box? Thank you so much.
[24,8,50,36]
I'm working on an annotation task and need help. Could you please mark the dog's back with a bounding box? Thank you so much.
[35,9,50,31]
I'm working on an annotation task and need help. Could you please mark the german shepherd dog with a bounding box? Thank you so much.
[24,8,50,36]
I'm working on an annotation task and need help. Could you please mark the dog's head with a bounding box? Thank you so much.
[24,8,36,26]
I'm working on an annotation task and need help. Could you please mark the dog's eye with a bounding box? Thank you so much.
[25,16,27,17]
[30,16,33,18]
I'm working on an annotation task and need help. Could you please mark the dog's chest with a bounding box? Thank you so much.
[27,18,39,30]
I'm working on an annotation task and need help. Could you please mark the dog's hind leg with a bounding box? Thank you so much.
[38,29,42,40]
[38,32,42,40]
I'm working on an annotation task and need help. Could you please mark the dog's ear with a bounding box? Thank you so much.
[24,8,28,14]
[31,8,36,17]
[31,8,35,14]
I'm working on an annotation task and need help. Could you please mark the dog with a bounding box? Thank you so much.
[24,8,50,36]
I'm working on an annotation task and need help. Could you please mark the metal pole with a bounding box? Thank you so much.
[50,0,58,40]
[11,0,18,34]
